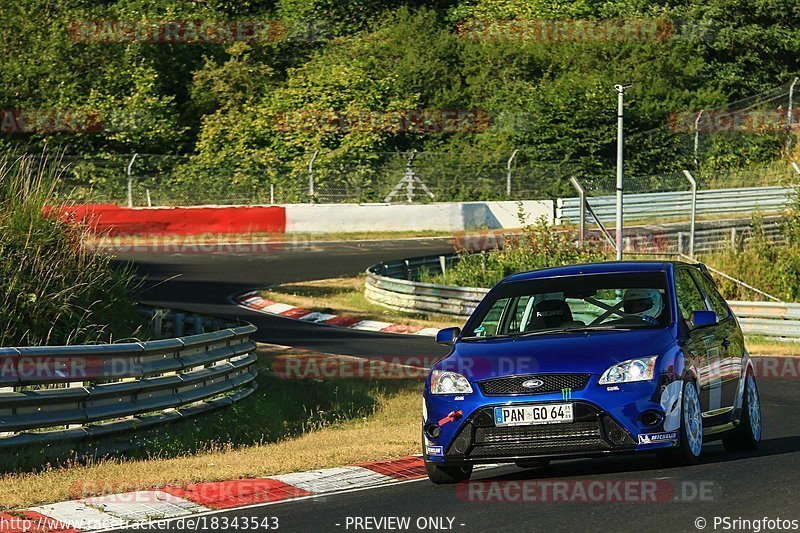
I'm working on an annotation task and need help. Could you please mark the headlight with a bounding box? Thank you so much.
[599,356,658,385]
[430,370,473,395]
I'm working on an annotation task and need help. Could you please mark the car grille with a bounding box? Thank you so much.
[478,373,590,396]
[445,403,635,460]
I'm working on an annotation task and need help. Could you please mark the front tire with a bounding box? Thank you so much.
[425,461,473,484]
[723,371,761,452]
[660,379,703,466]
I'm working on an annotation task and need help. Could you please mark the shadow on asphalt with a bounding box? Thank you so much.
[470,434,800,482]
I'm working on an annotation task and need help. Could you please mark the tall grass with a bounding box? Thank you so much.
[701,209,800,302]
[0,153,139,346]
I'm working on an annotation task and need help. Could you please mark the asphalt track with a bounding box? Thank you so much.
[113,236,800,533]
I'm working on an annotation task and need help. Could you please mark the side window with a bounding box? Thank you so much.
[692,271,730,320]
[674,269,708,321]
[471,298,509,337]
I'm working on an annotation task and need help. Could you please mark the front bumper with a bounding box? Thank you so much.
[439,402,636,462]
[424,374,680,464]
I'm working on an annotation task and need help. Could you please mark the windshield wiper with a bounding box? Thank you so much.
[462,325,636,341]
[562,325,634,333]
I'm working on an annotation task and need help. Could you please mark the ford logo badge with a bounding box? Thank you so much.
[522,379,544,389]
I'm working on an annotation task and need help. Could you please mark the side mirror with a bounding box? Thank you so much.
[689,310,717,329]
[435,327,461,346]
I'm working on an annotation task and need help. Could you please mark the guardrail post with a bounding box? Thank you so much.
[193,314,204,335]
[682,170,697,256]
[174,313,185,337]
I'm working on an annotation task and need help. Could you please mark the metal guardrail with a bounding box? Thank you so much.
[557,186,796,224]
[0,309,258,448]
[366,256,800,341]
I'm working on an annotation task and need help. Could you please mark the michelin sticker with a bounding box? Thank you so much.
[637,432,678,445]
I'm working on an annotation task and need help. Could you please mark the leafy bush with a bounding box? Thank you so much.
[702,204,800,302]
[0,155,140,346]
[421,206,609,288]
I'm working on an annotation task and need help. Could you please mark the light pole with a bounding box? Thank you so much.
[614,84,631,261]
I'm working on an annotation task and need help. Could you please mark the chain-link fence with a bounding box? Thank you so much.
[47,151,581,206]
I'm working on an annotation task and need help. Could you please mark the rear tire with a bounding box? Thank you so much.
[425,461,473,484]
[723,371,761,452]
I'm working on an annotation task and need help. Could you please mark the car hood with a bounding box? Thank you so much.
[437,328,677,381]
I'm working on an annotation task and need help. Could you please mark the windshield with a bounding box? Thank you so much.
[462,271,671,340]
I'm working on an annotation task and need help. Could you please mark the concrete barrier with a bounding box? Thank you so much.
[54,200,553,236]
[284,200,553,233]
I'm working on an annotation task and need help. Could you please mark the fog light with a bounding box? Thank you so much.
[642,410,663,427]
[425,423,441,438]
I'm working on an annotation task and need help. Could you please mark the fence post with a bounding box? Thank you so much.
[153,309,164,338]
[439,255,447,276]
[682,170,697,256]
[731,227,737,249]
[126,153,138,208]
[788,77,799,152]
[308,150,318,201]
[693,110,705,168]
[506,149,519,197]
[569,177,586,245]
[678,232,684,255]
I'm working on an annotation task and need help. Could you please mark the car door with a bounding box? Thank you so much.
[674,268,722,416]
[691,269,742,412]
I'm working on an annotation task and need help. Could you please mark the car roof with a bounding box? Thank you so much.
[502,260,698,283]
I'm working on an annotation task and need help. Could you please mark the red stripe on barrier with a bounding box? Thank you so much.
[322,316,363,327]
[358,456,426,480]
[163,479,312,509]
[279,307,313,318]
[52,204,287,236]
[250,298,275,309]
[380,324,424,334]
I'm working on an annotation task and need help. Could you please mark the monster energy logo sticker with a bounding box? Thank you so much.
[561,387,572,401]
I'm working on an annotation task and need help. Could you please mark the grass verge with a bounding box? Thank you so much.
[0,344,422,510]
[259,275,461,330]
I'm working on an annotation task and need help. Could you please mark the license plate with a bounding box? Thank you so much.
[494,403,574,427]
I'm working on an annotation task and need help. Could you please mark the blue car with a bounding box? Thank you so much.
[423,261,762,484]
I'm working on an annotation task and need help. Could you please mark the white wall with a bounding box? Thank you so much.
[284,200,553,233]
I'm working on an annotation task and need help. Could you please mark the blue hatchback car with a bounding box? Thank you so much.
[423,261,762,484]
